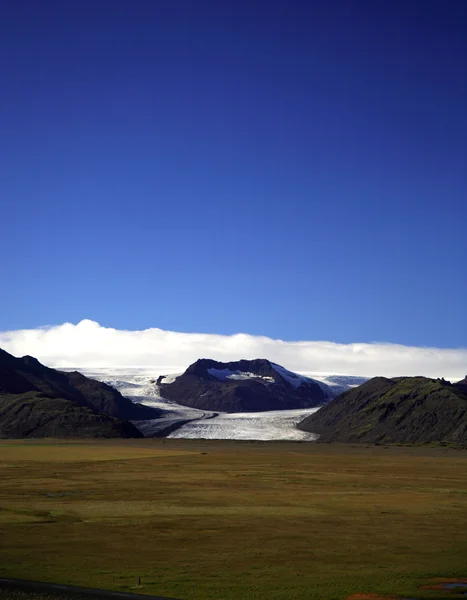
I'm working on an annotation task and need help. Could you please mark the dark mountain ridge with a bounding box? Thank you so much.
[298,375,467,444]
[158,358,333,412]
[0,349,160,438]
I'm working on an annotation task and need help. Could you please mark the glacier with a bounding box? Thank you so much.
[62,367,365,441]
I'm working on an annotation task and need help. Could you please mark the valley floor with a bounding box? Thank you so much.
[0,439,466,600]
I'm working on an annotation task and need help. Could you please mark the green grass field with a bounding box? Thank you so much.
[0,439,466,600]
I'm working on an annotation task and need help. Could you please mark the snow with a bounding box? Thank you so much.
[208,368,275,384]
[207,367,237,380]
[271,362,329,393]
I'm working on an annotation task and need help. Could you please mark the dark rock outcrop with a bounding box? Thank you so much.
[158,358,333,412]
[298,376,467,444]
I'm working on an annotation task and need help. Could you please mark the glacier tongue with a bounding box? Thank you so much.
[167,408,320,441]
[60,367,366,440]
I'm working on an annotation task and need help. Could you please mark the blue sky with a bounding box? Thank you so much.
[1,0,466,347]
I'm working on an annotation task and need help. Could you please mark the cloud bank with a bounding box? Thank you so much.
[1,319,466,380]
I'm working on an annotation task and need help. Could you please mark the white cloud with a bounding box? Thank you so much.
[0,319,465,380]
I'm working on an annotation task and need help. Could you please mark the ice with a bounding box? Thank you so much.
[167,408,321,441]
[159,373,183,385]
[302,373,369,396]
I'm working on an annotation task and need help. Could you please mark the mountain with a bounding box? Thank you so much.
[157,358,333,412]
[0,349,160,438]
[0,392,141,438]
[0,349,159,420]
[297,376,467,444]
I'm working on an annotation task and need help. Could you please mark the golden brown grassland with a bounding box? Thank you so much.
[0,439,466,600]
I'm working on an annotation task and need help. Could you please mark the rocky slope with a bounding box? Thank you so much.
[298,376,467,444]
[0,349,159,437]
[158,358,333,412]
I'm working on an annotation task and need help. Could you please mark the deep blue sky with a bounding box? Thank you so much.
[1,0,466,347]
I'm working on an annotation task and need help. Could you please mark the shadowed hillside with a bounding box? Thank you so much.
[298,376,467,444]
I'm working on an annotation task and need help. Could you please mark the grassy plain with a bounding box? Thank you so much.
[0,439,466,600]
